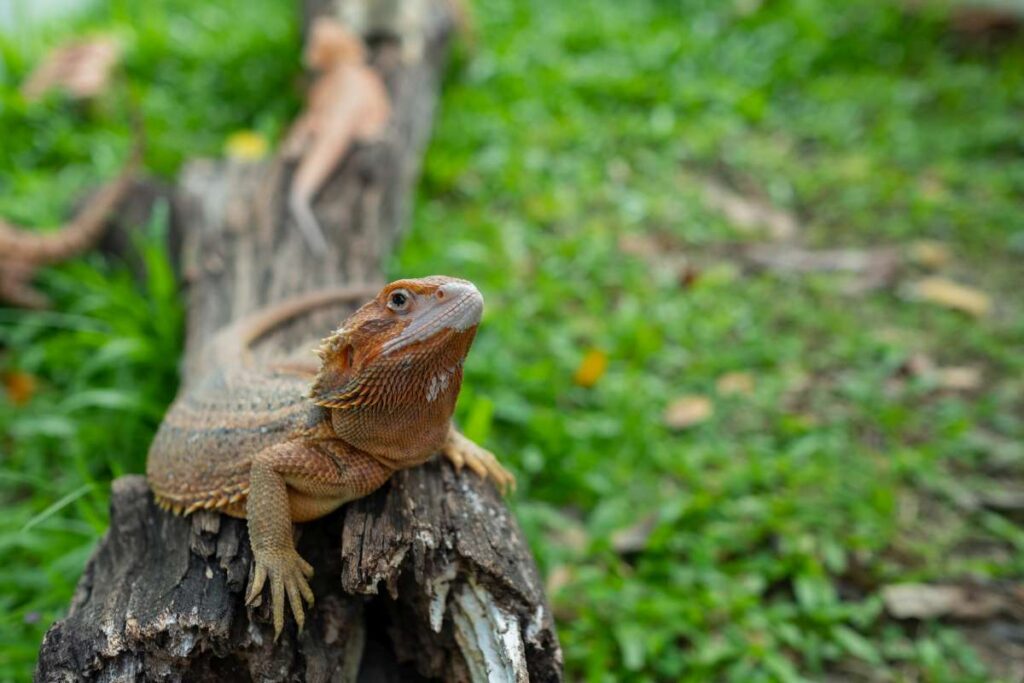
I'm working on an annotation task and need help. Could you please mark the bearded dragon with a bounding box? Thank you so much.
[282,18,391,252]
[0,151,138,308]
[146,276,514,638]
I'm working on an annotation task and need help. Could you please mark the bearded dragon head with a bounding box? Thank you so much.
[310,276,483,464]
[305,17,367,69]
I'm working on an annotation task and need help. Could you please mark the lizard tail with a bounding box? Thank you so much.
[207,284,383,367]
[286,107,360,254]
[0,138,142,263]
[289,191,329,254]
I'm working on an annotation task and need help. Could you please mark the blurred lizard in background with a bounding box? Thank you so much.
[282,18,391,252]
[0,148,139,308]
[146,277,514,638]
[20,35,123,102]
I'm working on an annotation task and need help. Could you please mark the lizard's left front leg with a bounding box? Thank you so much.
[441,423,516,493]
[244,440,391,639]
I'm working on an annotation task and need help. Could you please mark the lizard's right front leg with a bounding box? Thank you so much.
[244,440,392,639]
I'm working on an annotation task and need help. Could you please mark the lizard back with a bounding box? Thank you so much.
[146,366,317,514]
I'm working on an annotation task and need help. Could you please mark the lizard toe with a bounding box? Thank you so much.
[249,550,315,640]
[246,562,268,606]
[490,459,516,495]
[444,435,516,495]
[286,580,306,632]
[442,443,465,471]
[271,573,285,639]
[482,452,516,495]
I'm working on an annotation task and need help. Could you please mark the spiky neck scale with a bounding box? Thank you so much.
[310,276,483,466]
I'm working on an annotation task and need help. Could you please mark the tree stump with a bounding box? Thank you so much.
[35,1,562,680]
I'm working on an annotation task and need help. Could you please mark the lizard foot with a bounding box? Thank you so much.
[245,549,314,640]
[442,430,516,494]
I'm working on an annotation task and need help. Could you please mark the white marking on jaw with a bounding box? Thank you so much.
[426,367,455,402]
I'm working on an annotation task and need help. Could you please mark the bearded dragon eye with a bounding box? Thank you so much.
[388,290,410,311]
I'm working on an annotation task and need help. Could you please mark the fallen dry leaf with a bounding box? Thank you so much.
[911,277,992,317]
[743,244,902,293]
[896,352,936,379]
[663,395,713,430]
[882,582,1019,621]
[716,371,755,396]
[225,131,269,161]
[894,354,982,392]
[3,371,37,406]
[908,240,952,269]
[610,514,657,555]
[937,366,983,391]
[616,232,694,282]
[617,233,661,258]
[22,36,122,101]
[574,349,608,388]
[696,177,798,240]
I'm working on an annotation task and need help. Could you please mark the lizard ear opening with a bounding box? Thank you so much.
[310,335,359,408]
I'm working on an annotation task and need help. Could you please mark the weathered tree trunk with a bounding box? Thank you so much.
[35,1,562,680]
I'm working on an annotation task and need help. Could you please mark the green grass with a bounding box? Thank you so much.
[2,0,1023,681]
[0,0,298,676]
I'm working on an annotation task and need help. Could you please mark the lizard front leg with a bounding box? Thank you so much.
[441,423,516,493]
[244,440,391,639]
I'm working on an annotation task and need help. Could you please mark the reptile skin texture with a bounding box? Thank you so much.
[0,148,138,308]
[146,277,514,638]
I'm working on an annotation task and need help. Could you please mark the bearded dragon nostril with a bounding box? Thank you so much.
[147,278,511,639]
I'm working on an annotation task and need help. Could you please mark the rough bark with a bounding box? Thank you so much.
[93,176,179,278]
[35,0,562,680]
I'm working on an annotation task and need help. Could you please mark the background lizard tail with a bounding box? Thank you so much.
[204,284,383,369]
[0,146,140,264]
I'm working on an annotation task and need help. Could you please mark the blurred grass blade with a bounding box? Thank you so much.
[22,484,94,533]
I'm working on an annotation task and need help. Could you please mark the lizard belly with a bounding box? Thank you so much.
[146,370,313,514]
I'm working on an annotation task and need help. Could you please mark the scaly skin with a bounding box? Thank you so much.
[284,18,390,252]
[0,149,139,308]
[146,276,514,638]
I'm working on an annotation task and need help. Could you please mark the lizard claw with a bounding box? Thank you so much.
[444,440,466,472]
[247,550,314,640]
[245,562,267,606]
[442,431,516,495]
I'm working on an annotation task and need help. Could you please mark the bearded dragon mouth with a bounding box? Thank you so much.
[380,280,483,356]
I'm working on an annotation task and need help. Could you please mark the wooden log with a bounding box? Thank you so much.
[35,1,562,680]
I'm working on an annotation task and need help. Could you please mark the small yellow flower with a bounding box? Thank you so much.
[224,130,268,161]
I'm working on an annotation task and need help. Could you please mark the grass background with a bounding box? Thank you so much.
[1,0,1023,680]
